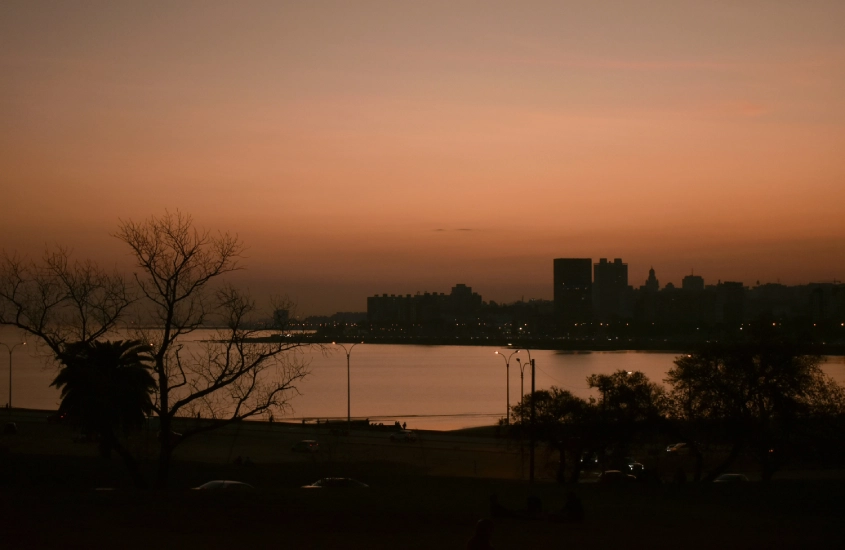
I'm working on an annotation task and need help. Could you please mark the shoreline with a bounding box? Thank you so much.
[246,335,845,356]
[3,407,502,436]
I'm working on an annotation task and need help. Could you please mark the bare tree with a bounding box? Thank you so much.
[115,211,309,485]
[0,247,132,356]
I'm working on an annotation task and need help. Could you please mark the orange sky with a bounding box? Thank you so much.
[2,1,844,314]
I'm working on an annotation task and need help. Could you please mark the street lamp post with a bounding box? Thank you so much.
[529,354,536,483]
[515,354,531,404]
[516,349,536,483]
[333,341,363,428]
[494,348,519,424]
[0,339,26,411]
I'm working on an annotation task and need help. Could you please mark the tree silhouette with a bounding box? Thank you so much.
[511,387,592,483]
[586,370,668,471]
[0,247,132,356]
[667,340,845,481]
[587,370,668,427]
[511,372,668,483]
[115,211,309,486]
[52,340,155,487]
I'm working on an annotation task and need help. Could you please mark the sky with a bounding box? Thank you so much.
[2,1,844,315]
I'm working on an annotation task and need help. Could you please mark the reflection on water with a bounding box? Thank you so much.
[2,327,844,430]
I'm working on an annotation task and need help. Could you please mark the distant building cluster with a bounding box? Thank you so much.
[553,257,747,325]
[367,284,482,326]
[318,257,845,345]
[553,257,845,330]
[553,258,845,340]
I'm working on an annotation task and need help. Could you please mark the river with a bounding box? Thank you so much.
[3,327,844,430]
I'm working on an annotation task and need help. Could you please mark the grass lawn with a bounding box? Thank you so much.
[2,412,844,548]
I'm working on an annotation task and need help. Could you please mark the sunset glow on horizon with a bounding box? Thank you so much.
[2,1,844,314]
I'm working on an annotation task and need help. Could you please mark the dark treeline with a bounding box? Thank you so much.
[506,332,845,483]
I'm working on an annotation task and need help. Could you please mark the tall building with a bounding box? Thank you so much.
[682,273,705,291]
[593,258,628,321]
[553,258,592,324]
[643,267,659,292]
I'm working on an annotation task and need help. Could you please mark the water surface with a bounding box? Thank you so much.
[3,327,843,430]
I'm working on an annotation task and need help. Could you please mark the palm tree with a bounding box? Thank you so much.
[52,340,156,487]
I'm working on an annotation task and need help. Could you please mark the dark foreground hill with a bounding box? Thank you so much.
[2,410,845,548]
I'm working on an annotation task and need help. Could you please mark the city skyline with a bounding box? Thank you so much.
[2,2,845,315]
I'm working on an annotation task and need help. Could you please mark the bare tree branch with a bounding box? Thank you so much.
[0,248,133,356]
[115,211,308,484]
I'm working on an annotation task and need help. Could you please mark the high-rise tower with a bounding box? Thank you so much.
[553,258,592,324]
[593,258,628,321]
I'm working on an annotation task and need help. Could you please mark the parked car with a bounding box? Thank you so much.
[580,452,599,465]
[713,474,749,483]
[626,461,644,475]
[666,442,690,454]
[598,470,637,483]
[301,477,369,489]
[389,430,417,442]
[193,480,255,491]
[291,439,319,453]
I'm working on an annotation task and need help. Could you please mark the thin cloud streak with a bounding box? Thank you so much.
[440,51,738,72]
